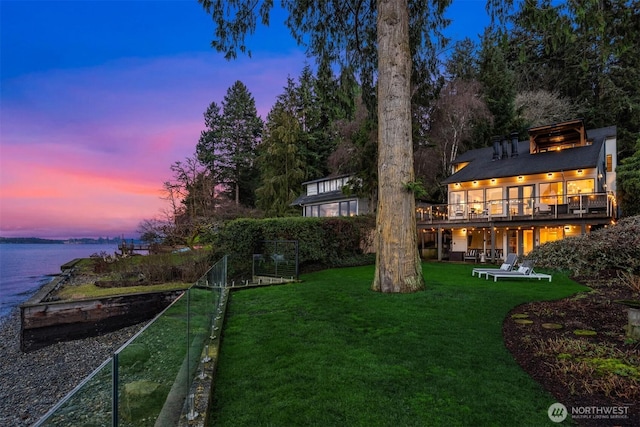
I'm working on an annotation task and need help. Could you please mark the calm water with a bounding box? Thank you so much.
[0,243,118,322]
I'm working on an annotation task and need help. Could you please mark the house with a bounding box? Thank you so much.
[293,119,618,262]
[291,174,370,217]
[426,119,617,261]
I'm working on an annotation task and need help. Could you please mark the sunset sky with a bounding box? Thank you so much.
[0,0,489,239]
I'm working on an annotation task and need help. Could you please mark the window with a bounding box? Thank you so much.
[486,187,503,215]
[606,154,613,172]
[540,227,562,245]
[539,182,563,205]
[305,200,358,217]
[567,179,594,195]
[467,189,484,215]
[320,202,339,216]
[306,183,317,196]
[449,191,466,216]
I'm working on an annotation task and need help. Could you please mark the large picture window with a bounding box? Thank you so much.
[486,187,503,215]
[467,189,484,215]
[305,200,358,217]
[567,179,594,195]
[540,182,563,205]
[449,191,466,217]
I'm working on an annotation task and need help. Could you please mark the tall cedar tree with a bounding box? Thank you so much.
[198,0,451,293]
[196,81,263,206]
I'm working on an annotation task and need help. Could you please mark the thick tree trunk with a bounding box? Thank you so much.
[372,0,423,293]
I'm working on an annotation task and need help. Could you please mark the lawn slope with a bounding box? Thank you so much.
[210,262,586,426]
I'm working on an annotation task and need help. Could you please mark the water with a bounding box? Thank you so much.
[0,243,118,322]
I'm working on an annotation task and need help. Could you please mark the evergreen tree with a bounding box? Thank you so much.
[255,104,306,216]
[445,37,480,81]
[196,81,263,206]
[616,137,640,216]
[501,0,640,157]
[478,29,516,138]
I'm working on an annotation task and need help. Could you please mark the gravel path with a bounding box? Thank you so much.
[0,310,145,426]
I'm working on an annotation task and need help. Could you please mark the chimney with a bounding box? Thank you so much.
[492,136,501,160]
[510,132,519,157]
[501,137,509,159]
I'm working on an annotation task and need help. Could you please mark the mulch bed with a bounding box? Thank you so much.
[503,273,639,426]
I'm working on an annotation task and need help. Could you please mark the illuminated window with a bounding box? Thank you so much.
[450,191,466,217]
[468,189,484,214]
[540,182,564,205]
[567,179,595,195]
[606,154,613,172]
[486,187,503,215]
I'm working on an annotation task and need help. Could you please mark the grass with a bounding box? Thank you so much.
[55,281,191,299]
[209,262,587,426]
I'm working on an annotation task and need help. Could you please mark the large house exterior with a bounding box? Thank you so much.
[293,119,618,262]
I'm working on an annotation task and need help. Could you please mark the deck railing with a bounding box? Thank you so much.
[416,192,615,223]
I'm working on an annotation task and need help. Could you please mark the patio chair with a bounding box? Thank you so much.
[472,253,518,277]
[484,260,552,282]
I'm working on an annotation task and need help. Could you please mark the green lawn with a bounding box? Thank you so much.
[210,262,586,426]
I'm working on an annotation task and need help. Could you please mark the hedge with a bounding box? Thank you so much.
[213,215,376,280]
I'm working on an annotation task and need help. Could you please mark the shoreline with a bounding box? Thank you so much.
[0,308,146,426]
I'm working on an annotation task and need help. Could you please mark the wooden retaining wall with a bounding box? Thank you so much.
[20,284,183,352]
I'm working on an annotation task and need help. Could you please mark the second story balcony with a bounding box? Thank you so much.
[416,192,616,225]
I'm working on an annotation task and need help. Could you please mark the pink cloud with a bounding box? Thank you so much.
[1,50,307,238]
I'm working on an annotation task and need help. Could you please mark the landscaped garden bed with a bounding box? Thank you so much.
[503,270,639,427]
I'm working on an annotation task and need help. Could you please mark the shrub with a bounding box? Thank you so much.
[213,215,376,279]
[527,215,640,276]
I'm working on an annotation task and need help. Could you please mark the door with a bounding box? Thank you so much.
[508,185,534,216]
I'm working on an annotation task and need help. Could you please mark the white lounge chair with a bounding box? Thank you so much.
[472,253,518,277]
[485,260,552,282]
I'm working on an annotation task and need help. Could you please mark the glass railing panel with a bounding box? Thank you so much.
[115,292,190,427]
[187,287,214,394]
[36,358,113,426]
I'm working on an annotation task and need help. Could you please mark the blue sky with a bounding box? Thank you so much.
[0,0,490,239]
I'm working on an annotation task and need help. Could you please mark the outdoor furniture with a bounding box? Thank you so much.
[472,253,518,277]
[464,249,480,263]
[484,260,552,282]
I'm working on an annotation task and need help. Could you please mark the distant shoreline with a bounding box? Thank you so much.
[0,237,135,245]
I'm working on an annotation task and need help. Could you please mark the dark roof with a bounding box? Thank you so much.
[300,173,352,185]
[291,190,353,206]
[441,125,616,184]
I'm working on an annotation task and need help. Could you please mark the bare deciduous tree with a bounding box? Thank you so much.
[429,79,492,176]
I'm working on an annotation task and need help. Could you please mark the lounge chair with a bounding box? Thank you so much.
[472,253,518,277]
[485,260,552,282]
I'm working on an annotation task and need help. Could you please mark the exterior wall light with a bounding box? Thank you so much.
[577,169,583,175]
[517,176,524,182]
